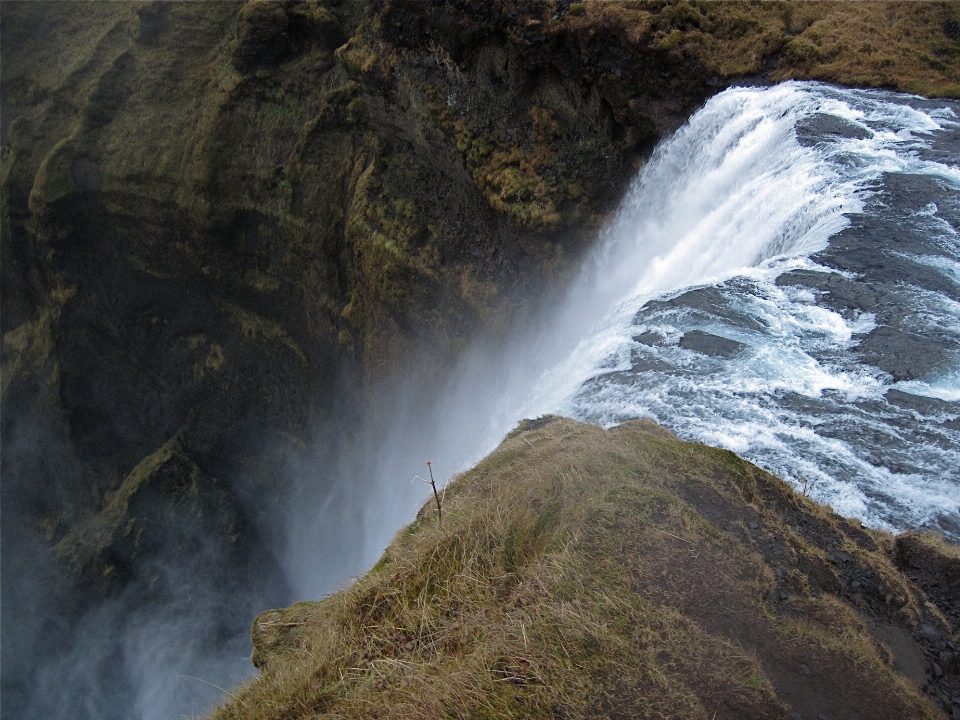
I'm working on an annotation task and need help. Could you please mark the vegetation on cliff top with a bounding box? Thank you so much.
[209,418,959,720]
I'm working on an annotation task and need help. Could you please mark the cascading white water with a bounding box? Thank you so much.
[517,82,865,416]
[554,83,960,536]
[285,81,960,604]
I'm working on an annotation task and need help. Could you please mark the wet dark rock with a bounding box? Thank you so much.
[855,325,950,381]
[796,113,871,146]
[644,286,766,331]
[878,173,955,216]
[629,354,674,374]
[775,269,903,314]
[820,248,958,306]
[885,389,959,416]
[633,331,667,346]
[679,330,745,358]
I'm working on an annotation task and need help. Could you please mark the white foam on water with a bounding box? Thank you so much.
[527,82,960,535]
[514,84,871,419]
[567,264,960,529]
[896,374,960,403]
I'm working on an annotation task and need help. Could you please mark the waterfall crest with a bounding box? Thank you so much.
[286,83,960,610]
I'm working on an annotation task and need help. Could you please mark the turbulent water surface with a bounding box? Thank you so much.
[536,82,960,539]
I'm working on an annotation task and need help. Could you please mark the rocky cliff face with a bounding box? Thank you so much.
[2,0,959,711]
[0,0,696,617]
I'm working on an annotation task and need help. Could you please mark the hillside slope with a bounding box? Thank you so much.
[212,418,960,720]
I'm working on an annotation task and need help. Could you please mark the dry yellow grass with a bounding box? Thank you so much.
[575,1,960,97]
[207,417,949,720]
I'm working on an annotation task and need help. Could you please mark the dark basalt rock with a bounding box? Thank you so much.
[679,329,745,358]
[796,113,872,146]
[644,286,766,331]
[633,330,667,346]
[855,325,950,382]
[884,388,959,416]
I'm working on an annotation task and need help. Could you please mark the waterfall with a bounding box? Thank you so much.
[284,82,960,609]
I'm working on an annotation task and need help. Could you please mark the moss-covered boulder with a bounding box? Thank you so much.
[53,437,246,597]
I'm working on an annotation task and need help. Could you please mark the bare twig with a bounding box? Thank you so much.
[427,460,442,526]
[658,530,695,545]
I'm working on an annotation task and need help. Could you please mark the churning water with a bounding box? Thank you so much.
[522,81,960,539]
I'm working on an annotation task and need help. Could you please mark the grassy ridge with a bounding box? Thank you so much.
[210,418,957,719]
[576,1,960,97]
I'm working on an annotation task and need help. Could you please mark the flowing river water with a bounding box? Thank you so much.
[532,81,960,538]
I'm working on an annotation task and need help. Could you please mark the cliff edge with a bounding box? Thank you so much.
[217,418,959,720]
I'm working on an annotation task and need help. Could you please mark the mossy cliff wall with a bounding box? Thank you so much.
[2,0,960,647]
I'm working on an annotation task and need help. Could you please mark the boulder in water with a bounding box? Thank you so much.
[679,329,745,358]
